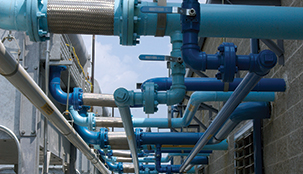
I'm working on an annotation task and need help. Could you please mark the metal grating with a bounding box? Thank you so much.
[53,34,91,92]
[234,131,254,174]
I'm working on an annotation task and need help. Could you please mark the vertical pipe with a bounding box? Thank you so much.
[251,38,263,174]
[91,35,95,93]
[179,72,263,172]
[253,119,263,174]
[43,39,50,174]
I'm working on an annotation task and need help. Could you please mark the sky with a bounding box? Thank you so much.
[82,0,206,131]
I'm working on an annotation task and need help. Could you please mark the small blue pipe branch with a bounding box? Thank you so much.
[179,0,277,171]
[155,145,206,173]
[181,0,277,82]
[49,66,83,110]
[69,106,96,131]
[114,31,185,114]
[142,77,286,92]
[131,91,274,128]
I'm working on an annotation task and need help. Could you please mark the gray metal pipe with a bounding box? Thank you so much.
[116,157,133,163]
[123,164,135,173]
[112,150,131,157]
[67,34,90,67]
[0,42,110,174]
[95,117,123,127]
[108,132,129,149]
[82,93,117,107]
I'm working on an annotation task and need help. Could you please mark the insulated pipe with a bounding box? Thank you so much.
[212,102,270,143]
[66,34,90,67]
[0,42,110,174]
[95,117,123,127]
[142,77,286,92]
[3,0,303,43]
[82,93,117,107]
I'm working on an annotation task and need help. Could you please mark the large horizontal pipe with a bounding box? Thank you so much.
[0,42,109,173]
[142,77,286,92]
[95,117,123,127]
[2,0,303,42]
[142,140,228,151]
[95,92,274,128]
[82,93,117,107]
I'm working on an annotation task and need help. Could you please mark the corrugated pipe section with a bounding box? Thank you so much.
[47,0,115,35]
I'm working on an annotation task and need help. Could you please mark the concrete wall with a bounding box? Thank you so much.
[181,1,303,173]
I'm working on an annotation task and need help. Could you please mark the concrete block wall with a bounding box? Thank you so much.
[179,1,303,173]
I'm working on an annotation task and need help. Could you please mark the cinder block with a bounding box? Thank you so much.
[287,128,303,158]
[276,136,289,163]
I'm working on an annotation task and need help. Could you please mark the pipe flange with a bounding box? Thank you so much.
[119,0,138,45]
[100,128,109,149]
[72,87,83,110]
[26,0,49,41]
[88,112,96,131]
[135,128,143,148]
[216,43,238,82]
[143,82,157,114]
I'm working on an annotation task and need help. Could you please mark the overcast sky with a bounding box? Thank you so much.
[82,0,206,131]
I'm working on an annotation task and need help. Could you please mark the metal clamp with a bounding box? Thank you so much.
[0,31,21,77]
[155,0,167,37]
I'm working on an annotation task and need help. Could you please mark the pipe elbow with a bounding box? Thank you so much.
[49,66,83,109]
[166,87,186,105]
[182,45,206,71]
[74,124,100,145]
[251,50,277,76]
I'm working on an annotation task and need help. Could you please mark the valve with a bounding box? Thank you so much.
[140,6,196,16]
[139,55,183,63]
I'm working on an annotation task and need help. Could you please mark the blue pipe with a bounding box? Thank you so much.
[142,77,286,92]
[180,0,277,81]
[144,150,212,154]
[154,145,205,173]
[0,0,49,41]
[142,140,228,151]
[69,106,96,131]
[132,91,274,128]
[3,0,303,43]
[105,161,123,173]
[211,102,270,143]
[49,66,83,110]
[74,125,109,148]
[114,31,185,114]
